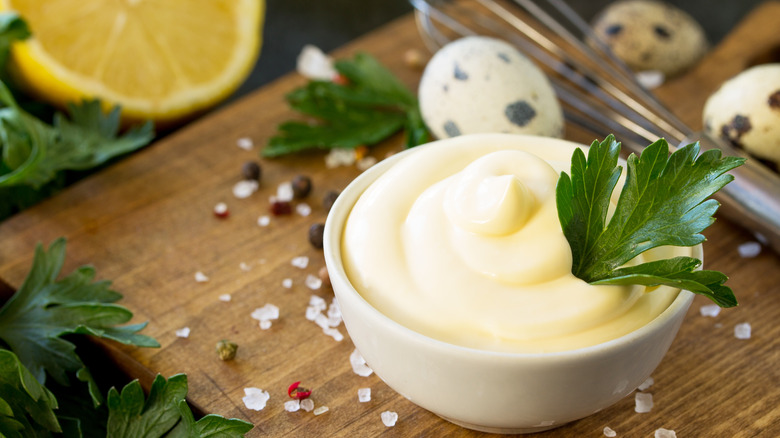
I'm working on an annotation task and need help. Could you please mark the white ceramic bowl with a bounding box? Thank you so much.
[324,134,696,434]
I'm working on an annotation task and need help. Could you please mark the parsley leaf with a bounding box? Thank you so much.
[107,374,253,438]
[0,238,160,406]
[556,135,744,307]
[0,348,61,437]
[0,12,30,72]
[263,52,428,157]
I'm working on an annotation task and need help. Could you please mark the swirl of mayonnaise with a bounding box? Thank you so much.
[342,135,686,353]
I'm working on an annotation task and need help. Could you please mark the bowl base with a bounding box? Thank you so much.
[437,414,566,434]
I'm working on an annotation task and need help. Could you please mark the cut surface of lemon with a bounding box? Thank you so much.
[1,0,264,124]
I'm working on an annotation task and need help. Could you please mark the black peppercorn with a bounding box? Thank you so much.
[308,223,325,249]
[242,161,261,181]
[292,175,312,199]
[322,190,339,212]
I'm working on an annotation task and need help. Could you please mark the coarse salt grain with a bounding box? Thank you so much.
[309,295,327,311]
[305,274,322,290]
[350,349,373,377]
[236,137,254,150]
[291,256,309,269]
[735,322,751,339]
[251,304,280,322]
[242,387,270,411]
[634,392,653,413]
[699,304,721,317]
[323,327,344,341]
[276,182,294,202]
[282,278,293,289]
[296,203,312,217]
[325,148,356,168]
[603,426,617,437]
[259,320,272,330]
[233,180,259,199]
[240,262,251,271]
[300,398,315,412]
[218,294,232,302]
[637,376,654,391]
[381,411,398,427]
[194,271,209,282]
[284,400,301,412]
[738,241,762,258]
[356,156,378,172]
[654,428,677,438]
[175,327,190,338]
[257,215,271,227]
[296,44,337,80]
[313,406,329,416]
[213,202,229,217]
[635,70,665,89]
[305,306,320,321]
[358,388,371,403]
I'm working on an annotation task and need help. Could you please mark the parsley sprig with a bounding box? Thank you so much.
[556,135,744,307]
[264,52,428,157]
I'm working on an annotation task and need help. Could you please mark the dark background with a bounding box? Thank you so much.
[226,0,766,105]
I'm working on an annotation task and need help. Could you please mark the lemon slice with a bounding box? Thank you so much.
[0,0,264,124]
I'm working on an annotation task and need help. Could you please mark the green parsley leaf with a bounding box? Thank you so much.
[0,238,160,406]
[0,348,61,437]
[556,135,745,307]
[263,52,428,157]
[107,374,253,438]
[0,12,30,75]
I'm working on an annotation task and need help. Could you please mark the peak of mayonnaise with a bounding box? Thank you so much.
[341,135,685,353]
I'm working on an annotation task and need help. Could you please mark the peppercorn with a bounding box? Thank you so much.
[292,175,312,199]
[308,223,325,249]
[241,161,262,181]
[216,339,238,361]
[322,190,339,212]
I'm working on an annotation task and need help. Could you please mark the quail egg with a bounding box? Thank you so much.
[703,63,780,168]
[591,0,708,78]
[418,36,563,140]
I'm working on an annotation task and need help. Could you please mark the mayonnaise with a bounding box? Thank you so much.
[341,135,688,353]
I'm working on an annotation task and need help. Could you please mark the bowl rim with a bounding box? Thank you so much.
[324,133,698,361]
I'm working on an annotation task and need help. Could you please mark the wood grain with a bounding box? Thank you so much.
[1,2,779,437]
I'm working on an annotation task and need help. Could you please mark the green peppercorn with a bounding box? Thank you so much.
[216,339,238,361]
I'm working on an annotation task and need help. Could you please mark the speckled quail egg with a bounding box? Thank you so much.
[591,0,708,77]
[703,63,780,168]
[418,36,563,140]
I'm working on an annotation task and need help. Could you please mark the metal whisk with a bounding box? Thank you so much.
[410,0,780,253]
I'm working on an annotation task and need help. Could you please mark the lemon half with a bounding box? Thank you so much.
[1,0,264,124]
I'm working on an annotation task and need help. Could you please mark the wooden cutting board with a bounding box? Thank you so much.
[1,2,779,436]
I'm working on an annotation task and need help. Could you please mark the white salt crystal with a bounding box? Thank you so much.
[637,376,654,391]
[300,398,315,412]
[175,327,190,338]
[282,278,293,289]
[257,215,271,227]
[277,182,294,202]
[305,305,320,321]
[634,392,653,413]
[381,411,398,427]
[242,387,269,411]
[194,271,209,283]
[305,274,322,290]
[323,327,344,341]
[251,304,280,321]
[259,320,272,330]
[357,156,378,172]
[296,44,337,80]
[284,400,301,412]
[213,202,228,216]
[635,70,665,89]
[699,304,721,317]
[358,387,371,403]
[236,137,254,150]
[218,294,232,302]
[325,148,356,168]
[239,262,251,272]
[291,256,309,269]
[314,313,330,329]
[603,426,617,437]
[654,428,677,438]
[313,406,329,416]
[735,322,751,339]
[350,349,374,377]
[233,180,259,199]
[309,295,327,311]
[327,314,342,328]
[738,241,762,258]
[296,203,312,217]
